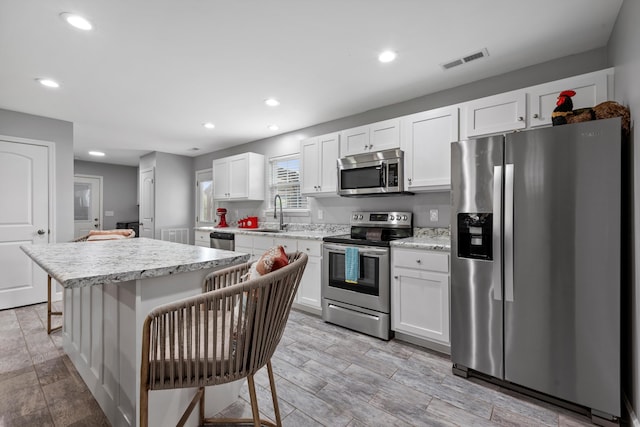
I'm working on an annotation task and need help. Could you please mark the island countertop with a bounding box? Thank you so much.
[21,237,250,289]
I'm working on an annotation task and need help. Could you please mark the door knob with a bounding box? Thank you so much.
[37,229,46,235]
[94,218,99,221]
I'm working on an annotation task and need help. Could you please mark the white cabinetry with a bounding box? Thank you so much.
[461,68,613,138]
[301,133,340,196]
[194,230,210,247]
[400,106,458,191]
[295,241,322,312]
[234,234,254,259]
[462,90,527,139]
[231,233,323,315]
[340,118,400,157]
[391,248,450,348]
[527,69,610,128]
[212,152,264,201]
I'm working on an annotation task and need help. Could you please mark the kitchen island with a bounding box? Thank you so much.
[22,238,250,427]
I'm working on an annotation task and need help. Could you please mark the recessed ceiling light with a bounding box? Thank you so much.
[378,50,397,63]
[36,78,60,88]
[264,98,280,107]
[203,122,215,129]
[88,151,105,157]
[268,124,279,131]
[60,13,93,31]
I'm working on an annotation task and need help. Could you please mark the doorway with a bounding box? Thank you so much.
[74,175,103,238]
[0,138,52,309]
[139,168,155,238]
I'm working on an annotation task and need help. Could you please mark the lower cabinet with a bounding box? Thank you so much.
[295,241,322,313]
[194,230,211,247]
[391,247,450,347]
[232,233,322,314]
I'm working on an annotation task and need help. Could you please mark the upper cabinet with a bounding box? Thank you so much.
[527,69,610,128]
[340,118,400,157]
[462,90,527,139]
[212,152,265,201]
[400,106,459,191]
[301,132,340,197]
[461,68,614,139]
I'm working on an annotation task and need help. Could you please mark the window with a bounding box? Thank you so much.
[269,154,307,210]
[196,169,214,224]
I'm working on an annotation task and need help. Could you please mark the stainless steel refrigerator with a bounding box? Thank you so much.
[450,118,621,423]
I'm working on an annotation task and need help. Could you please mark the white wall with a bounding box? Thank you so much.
[155,152,193,235]
[0,108,74,242]
[608,0,640,420]
[139,152,193,238]
[74,160,139,230]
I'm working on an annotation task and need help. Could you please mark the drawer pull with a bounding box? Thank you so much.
[416,259,422,264]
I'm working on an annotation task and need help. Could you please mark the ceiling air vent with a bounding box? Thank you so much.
[441,48,489,70]
[442,59,464,70]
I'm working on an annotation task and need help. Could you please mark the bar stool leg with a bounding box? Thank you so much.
[47,275,62,334]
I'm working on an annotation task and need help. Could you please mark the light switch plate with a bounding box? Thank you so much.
[429,209,439,222]
[318,210,323,220]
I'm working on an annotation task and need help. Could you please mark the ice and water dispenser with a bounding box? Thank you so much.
[457,213,493,260]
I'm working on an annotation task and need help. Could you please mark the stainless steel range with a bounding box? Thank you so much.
[322,211,412,340]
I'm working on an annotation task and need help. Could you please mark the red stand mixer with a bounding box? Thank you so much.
[216,208,229,228]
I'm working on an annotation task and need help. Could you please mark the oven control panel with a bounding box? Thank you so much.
[350,211,412,228]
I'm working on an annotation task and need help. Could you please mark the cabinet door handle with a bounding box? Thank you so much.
[408,178,412,184]
[416,259,422,264]
[518,116,524,121]
[533,113,539,119]
[368,144,373,149]
[394,276,398,279]
[37,229,46,235]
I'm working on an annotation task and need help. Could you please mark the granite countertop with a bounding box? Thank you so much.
[197,226,349,241]
[21,237,250,289]
[390,235,451,252]
[196,224,451,250]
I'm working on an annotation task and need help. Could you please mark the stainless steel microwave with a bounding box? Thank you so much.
[337,148,409,196]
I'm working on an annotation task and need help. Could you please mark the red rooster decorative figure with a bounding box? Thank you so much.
[551,89,630,135]
[551,90,576,125]
[552,90,595,126]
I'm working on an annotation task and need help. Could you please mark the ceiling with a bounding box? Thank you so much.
[0,0,623,166]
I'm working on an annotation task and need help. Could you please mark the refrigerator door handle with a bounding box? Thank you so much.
[504,163,515,302]
[492,165,503,301]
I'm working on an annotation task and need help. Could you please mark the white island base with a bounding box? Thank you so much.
[62,269,243,427]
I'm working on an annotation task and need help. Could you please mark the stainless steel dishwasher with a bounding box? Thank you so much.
[210,231,235,250]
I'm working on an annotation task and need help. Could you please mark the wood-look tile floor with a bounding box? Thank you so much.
[1,303,598,426]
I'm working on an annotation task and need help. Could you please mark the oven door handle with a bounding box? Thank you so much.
[323,244,388,257]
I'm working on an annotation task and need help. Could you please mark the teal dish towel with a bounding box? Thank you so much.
[345,247,359,284]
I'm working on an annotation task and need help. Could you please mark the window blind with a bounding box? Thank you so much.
[269,155,307,210]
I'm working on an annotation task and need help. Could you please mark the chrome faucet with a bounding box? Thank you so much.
[274,194,286,230]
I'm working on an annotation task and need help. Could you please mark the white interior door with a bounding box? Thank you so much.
[74,175,102,238]
[0,139,49,309]
[139,168,155,238]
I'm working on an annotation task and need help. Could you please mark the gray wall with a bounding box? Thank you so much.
[140,152,194,239]
[193,47,608,228]
[608,0,640,419]
[74,160,139,230]
[0,108,74,242]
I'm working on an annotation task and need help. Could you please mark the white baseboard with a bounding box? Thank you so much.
[625,394,640,427]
